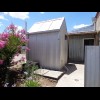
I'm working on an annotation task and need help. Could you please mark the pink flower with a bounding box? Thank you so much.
[21,39,26,43]
[21,38,28,44]
[15,53,19,56]
[21,29,26,34]
[9,24,15,30]
[26,39,29,42]
[0,60,4,65]
[21,57,26,61]
[7,24,17,32]
[26,47,30,51]
[14,33,20,38]
[0,40,6,49]
[0,33,9,41]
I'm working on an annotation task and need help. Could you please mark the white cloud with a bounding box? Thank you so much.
[0,22,3,27]
[3,12,8,14]
[17,25,23,30]
[15,25,23,30]
[73,24,89,29]
[14,25,24,33]
[40,12,45,14]
[0,15,8,21]
[3,12,29,20]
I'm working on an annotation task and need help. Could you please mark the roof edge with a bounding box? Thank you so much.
[34,17,65,24]
[27,29,60,35]
[70,24,94,33]
[68,31,97,36]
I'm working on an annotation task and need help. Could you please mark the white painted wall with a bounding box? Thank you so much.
[96,13,100,32]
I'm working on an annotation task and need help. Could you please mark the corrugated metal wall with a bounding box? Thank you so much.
[99,33,100,45]
[28,31,61,70]
[68,34,95,62]
[59,19,68,67]
[85,46,100,87]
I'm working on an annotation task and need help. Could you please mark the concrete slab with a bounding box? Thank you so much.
[44,70,63,79]
[34,69,49,75]
[34,69,64,79]
[56,64,84,87]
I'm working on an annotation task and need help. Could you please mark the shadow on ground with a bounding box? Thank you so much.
[61,63,77,75]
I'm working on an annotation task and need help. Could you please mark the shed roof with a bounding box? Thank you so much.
[28,17,64,33]
[70,24,95,34]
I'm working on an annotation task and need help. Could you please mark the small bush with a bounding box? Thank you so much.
[23,61,39,77]
[25,80,40,87]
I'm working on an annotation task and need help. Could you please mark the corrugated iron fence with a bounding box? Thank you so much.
[85,46,100,87]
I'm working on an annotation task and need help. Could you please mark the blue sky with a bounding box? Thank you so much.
[0,12,96,33]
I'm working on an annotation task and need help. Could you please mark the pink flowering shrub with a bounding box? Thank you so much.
[0,23,31,87]
[0,23,30,87]
[0,23,29,66]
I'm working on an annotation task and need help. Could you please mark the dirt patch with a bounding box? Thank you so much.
[18,76,57,87]
[38,76,57,87]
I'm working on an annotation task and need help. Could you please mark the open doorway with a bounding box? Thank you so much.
[84,39,94,46]
[84,38,94,62]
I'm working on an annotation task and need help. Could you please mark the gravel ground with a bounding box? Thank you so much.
[19,76,57,87]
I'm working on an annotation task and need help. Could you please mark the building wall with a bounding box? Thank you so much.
[95,13,100,45]
[28,31,61,70]
[68,34,95,62]
[96,13,100,32]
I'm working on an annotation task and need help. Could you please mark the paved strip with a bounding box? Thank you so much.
[56,64,84,87]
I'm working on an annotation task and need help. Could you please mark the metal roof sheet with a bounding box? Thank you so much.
[28,17,64,33]
[69,24,95,34]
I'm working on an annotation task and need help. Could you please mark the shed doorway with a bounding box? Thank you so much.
[84,39,94,46]
[84,38,94,62]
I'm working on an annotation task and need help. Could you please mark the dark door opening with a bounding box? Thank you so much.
[84,39,94,62]
[84,39,94,46]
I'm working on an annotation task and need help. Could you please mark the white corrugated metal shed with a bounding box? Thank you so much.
[27,17,67,70]
[28,17,64,33]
